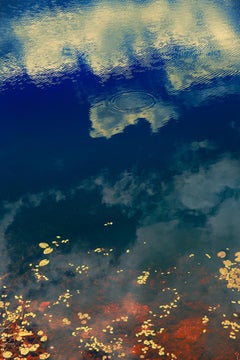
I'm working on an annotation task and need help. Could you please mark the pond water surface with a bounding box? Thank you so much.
[0,1,240,359]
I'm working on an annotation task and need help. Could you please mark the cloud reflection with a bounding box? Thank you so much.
[89,91,178,138]
[0,0,237,88]
[1,0,239,139]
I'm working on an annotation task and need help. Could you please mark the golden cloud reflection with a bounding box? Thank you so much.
[89,91,178,138]
[0,0,237,90]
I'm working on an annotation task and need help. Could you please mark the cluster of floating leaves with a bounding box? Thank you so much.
[0,296,49,359]
[1,236,240,359]
[0,237,67,360]
[218,251,240,291]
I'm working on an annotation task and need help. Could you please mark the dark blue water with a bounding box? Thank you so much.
[2,75,240,263]
[1,1,240,359]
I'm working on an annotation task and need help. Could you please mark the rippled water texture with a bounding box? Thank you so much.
[1,1,240,360]
[1,0,240,91]
[1,0,239,139]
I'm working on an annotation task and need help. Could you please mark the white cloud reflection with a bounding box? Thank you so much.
[89,93,178,138]
[93,154,240,249]
[0,0,238,89]
[0,0,239,139]
[0,188,66,280]
[175,157,240,211]
[0,200,23,279]
[2,151,240,280]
